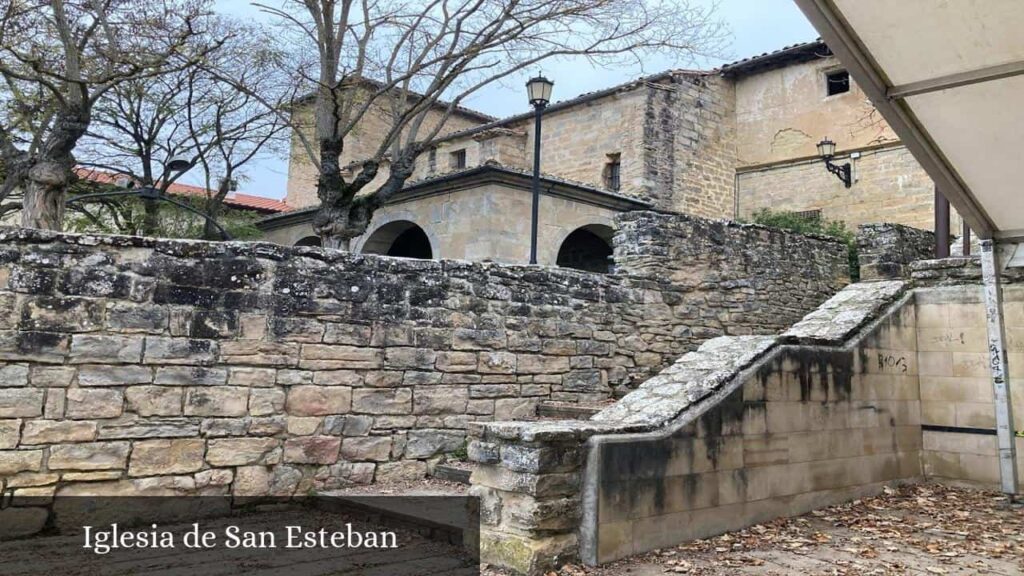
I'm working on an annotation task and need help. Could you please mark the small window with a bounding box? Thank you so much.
[792,209,822,221]
[604,153,621,191]
[428,147,437,173]
[826,70,850,96]
[450,149,466,170]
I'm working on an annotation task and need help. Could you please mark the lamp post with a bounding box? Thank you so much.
[816,138,852,188]
[526,75,554,264]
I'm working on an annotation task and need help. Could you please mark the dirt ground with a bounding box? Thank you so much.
[484,483,1024,576]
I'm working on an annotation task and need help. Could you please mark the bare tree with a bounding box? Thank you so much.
[0,0,221,230]
[260,0,726,249]
[76,19,290,238]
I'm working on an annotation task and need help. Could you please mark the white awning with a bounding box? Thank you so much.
[793,0,1024,240]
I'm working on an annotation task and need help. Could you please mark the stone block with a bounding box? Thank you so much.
[78,365,153,386]
[0,388,43,417]
[228,367,277,387]
[495,398,540,420]
[468,440,501,464]
[479,530,577,576]
[30,366,75,387]
[106,303,168,333]
[21,420,97,444]
[125,386,183,416]
[0,449,43,474]
[0,418,20,448]
[129,439,205,476]
[284,436,341,464]
[221,341,299,367]
[405,429,465,459]
[298,344,381,370]
[436,351,477,372]
[69,335,142,364]
[233,465,271,496]
[98,418,199,440]
[143,337,217,365]
[384,347,437,370]
[453,328,506,350]
[321,462,375,485]
[470,466,579,498]
[206,438,281,466]
[375,460,427,483]
[21,296,103,332]
[249,388,286,416]
[6,471,60,488]
[184,387,248,417]
[517,355,570,374]
[0,363,29,386]
[248,416,286,436]
[201,417,250,437]
[286,416,321,435]
[323,323,372,345]
[155,366,228,386]
[313,370,363,386]
[48,441,130,470]
[479,352,517,374]
[287,385,352,416]
[340,436,393,462]
[66,388,123,419]
[414,386,468,415]
[352,388,412,414]
[323,414,373,436]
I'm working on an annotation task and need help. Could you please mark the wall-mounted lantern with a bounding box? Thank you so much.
[816,138,852,188]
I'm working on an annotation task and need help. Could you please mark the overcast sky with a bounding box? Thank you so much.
[201,0,817,200]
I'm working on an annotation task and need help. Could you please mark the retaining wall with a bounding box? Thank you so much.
[0,214,847,525]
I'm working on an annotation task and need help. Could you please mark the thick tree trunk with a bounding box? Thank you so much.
[21,160,72,230]
[143,198,160,236]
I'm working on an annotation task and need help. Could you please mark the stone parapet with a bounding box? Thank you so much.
[469,280,918,574]
[857,223,935,280]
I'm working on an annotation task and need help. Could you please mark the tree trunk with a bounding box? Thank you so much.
[142,198,159,236]
[20,160,71,230]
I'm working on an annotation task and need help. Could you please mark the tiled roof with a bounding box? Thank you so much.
[75,168,291,214]
[719,39,831,75]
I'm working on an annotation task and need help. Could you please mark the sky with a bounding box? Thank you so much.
[199,0,818,200]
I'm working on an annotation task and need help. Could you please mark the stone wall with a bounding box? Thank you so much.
[736,145,953,232]
[857,223,935,280]
[467,281,918,574]
[0,215,847,510]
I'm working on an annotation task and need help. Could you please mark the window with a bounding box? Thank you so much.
[826,70,850,96]
[428,147,437,173]
[604,153,621,191]
[450,149,467,170]
[793,209,822,222]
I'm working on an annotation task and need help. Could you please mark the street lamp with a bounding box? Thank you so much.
[526,74,553,264]
[67,156,233,240]
[816,138,852,188]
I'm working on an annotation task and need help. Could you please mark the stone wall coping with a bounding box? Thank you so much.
[615,211,850,247]
[781,280,907,344]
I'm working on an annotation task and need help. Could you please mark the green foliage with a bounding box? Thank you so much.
[65,193,264,242]
[746,209,860,281]
[449,441,469,462]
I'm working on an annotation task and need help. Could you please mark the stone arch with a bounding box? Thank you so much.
[360,220,434,259]
[555,223,615,273]
[294,236,322,247]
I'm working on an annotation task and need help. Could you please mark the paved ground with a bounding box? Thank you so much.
[485,483,1024,576]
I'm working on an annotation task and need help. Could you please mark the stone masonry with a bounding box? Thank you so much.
[856,223,935,281]
[0,213,845,533]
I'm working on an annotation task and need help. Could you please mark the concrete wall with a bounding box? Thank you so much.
[915,284,1024,488]
[592,300,921,562]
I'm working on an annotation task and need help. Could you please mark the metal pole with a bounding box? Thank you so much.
[963,221,972,256]
[935,187,950,258]
[529,104,543,265]
[980,239,1018,497]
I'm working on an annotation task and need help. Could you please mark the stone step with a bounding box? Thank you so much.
[431,463,473,485]
[537,400,603,420]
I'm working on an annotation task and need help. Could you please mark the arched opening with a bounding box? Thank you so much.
[361,220,433,259]
[556,224,614,273]
[294,236,322,247]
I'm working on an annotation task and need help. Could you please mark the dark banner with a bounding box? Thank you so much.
[0,496,479,575]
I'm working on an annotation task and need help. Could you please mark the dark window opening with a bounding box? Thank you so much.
[428,147,437,173]
[362,220,433,260]
[450,149,467,170]
[557,225,614,274]
[294,236,322,247]
[387,227,432,259]
[826,70,850,96]
[604,154,621,191]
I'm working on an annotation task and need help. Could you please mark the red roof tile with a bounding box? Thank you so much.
[74,168,291,214]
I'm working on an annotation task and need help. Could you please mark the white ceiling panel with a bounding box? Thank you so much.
[834,0,1024,86]
[905,75,1024,233]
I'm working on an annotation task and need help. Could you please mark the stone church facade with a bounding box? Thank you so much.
[260,40,954,266]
